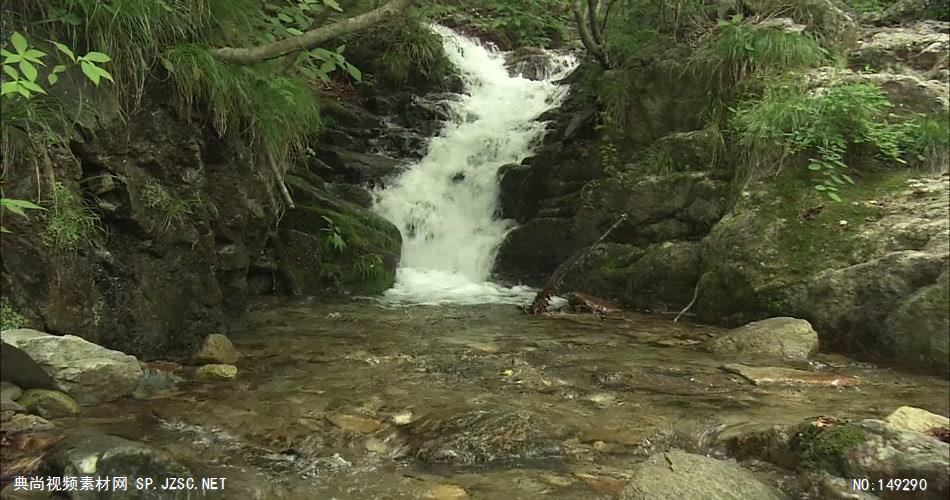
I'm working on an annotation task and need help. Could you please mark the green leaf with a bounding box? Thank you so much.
[10,32,28,54]
[82,51,111,63]
[814,184,827,191]
[0,81,18,96]
[19,80,46,94]
[319,60,336,74]
[277,12,293,23]
[23,49,47,64]
[0,49,13,59]
[1,198,45,217]
[52,41,75,61]
[3,65,18,80]
[81,60,101,85]
[286,27,304,36]
[48,72,58,85]
[828,192,842,202]
[807,163,822,171]
[345,62,361,82]
[18,60,37,82]
[323,0,343,11]
[52,64,67,74]
[842,174,855,184]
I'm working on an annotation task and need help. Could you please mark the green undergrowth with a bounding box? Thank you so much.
[422,0,570,48]
[42,181,104,253]
[795,423,867,476]
[346,12,453,87]
[691,16,829,90]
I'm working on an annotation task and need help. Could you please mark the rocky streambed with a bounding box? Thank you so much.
[3,300,947,499]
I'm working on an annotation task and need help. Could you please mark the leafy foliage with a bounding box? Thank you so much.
[320,215,347,253]
[423,0,570,48]
[348,12,452,86]
[0,300,27,330]
[730,82,914,200]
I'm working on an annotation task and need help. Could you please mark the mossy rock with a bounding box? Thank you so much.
[18,389,80,419]
[795,423,867,476]
[278,175,401,295]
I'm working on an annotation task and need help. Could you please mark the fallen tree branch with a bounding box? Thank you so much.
[267,151,295,209]
[524,214,627,314]
[214,0,416,65]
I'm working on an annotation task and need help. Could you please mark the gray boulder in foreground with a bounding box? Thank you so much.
[1,329,143,405]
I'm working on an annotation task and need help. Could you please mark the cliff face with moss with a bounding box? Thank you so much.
[0,1,461,359]
[495,0,949,374]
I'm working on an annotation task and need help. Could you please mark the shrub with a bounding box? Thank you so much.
[42,181,104,252]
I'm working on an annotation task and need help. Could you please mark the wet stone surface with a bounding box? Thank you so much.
[23,298,949,499]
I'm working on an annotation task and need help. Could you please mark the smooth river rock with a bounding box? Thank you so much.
[1,329,143,405]
[191,333,242,365]
[885,406,950,435]
[195,364,238,381]
[705,317,819,360]
[621,450,788,500]
[17,389,80,419]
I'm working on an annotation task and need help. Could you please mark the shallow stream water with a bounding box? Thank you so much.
[66,298,949,499]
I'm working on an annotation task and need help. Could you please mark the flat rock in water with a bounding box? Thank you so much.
[422,484,469,500]
[195,364,238,381]
[704,317,819,360]
[721,364,860,387]
[327,414,382,434]
[191,334,242,365]
[621,450,788,500]
[17,389,80,419]
[885,406,949,435]
[1,329,142,405]
[1,414,55,433]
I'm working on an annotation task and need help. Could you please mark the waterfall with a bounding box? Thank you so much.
[373,26,576,305]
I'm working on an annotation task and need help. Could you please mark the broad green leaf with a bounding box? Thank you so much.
[10,32,28,54]
[19,60,37,82]
[345,62,361,82]
[52,42,75,61]
[0,49,14,58]
[19,80,46,94]
[23,49,47,63]
[48,72,58,85]
[828,192,842,202]
[3,65,18,80]
[277,12,293,23]
[287,27,304,36]
[323,0,343,12]
[813,184,826,191]
[0,81,18,96]
[4,54,22,64]
[17,84,31,98]
[82,51,111,63]
[52,64,67,74]
[319,60,336,74]
[81,60,101,85]
[807,163,822,171]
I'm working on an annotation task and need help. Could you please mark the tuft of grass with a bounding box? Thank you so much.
[162,44,322,166]
[42,181,104,252]
[902,113,950,173]
[730,81,914,198]
[350,13,452,87]
[691,16,829,88]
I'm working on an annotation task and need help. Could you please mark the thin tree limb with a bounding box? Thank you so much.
[214,0,416,65]
[588,0,604,48]
[673,280,700,322]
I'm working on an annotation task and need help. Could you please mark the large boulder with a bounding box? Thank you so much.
[621,450,788,500]
[276,174,402,295]
[1,329,143,405]
[846,420,949,499]
[885,406,950,434]
[704,317,820,360]
[696,172,950,374]
[849,22,950,82]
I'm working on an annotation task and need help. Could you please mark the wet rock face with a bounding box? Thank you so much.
[403,409,561,465]
[621,450,788,500]
[0,100,274,361]
[504,47,554,81]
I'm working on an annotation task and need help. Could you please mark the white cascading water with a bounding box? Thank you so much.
[374,26,576,305]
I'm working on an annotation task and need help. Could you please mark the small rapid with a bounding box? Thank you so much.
[373,25,575,305]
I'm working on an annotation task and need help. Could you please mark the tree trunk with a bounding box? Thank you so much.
[572,0,609,67]
[214,0,416,65]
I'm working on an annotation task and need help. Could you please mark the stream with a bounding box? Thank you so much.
[44,26,950,499]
